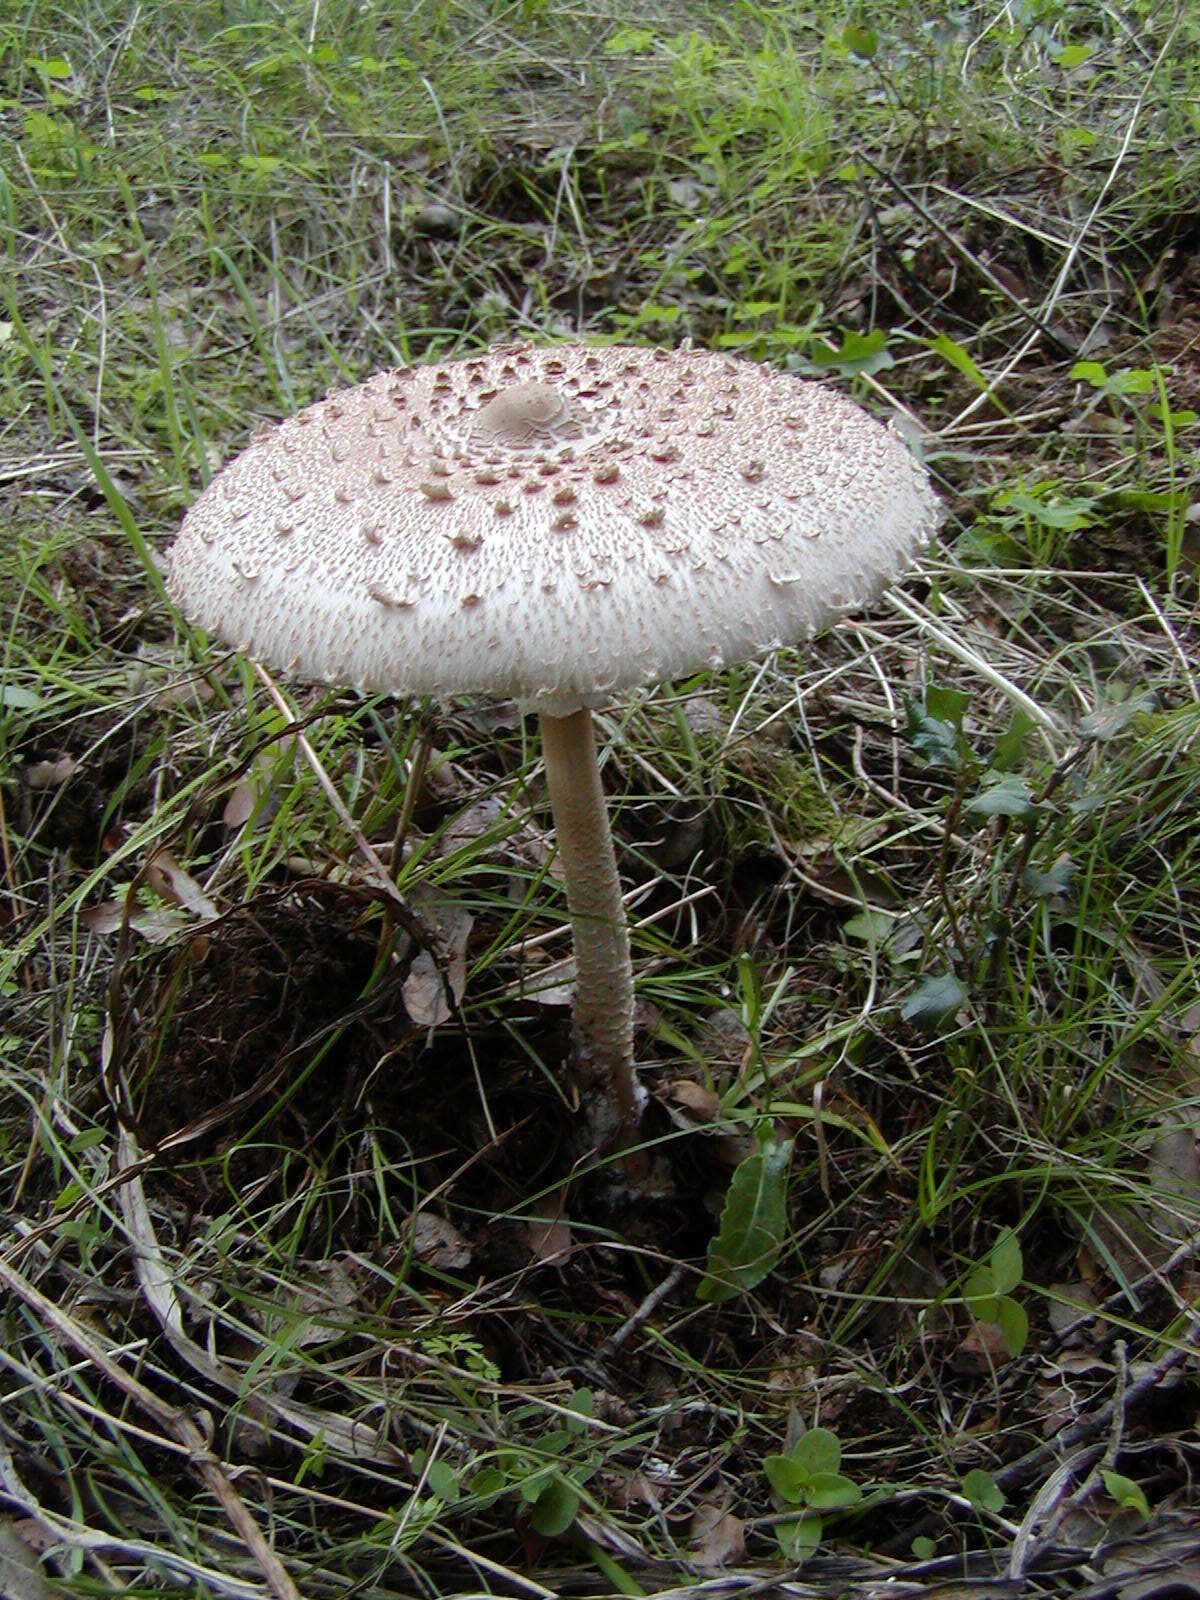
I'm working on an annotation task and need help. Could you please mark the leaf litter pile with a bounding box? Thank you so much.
[3,4,1200,1597]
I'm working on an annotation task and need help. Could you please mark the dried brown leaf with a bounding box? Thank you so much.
[146,849,218,921]
[953,1318,1012,1371]
[527,1192,572,1267]
[665,1080,722,1122]
[82,897,186,944]
[689,1503,745,1570]
[25,754,76,789]
[402,893,472,1026]
[411,1213,472,1270]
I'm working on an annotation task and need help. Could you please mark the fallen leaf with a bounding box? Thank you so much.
[689,1502,745,1569]
[222,750,282,828]
[526,1189,572,1266]
[260,1259,360,1351]
[146,849,218,921]
[24,754,76,788]
[697,1128,794,1303]
[953,1318,1012,1371]
[82,897,186,944]
[222,779,257,828]
[1047,1280,1100,1340]
[0,1517,51,1600]
[665,1080,722,1121]
[411,1212,471,1270]
[402,894,472,1027]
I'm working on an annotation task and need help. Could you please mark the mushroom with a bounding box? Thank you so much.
[168,342,941,1147]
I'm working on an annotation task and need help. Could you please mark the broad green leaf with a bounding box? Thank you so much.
[776,1512,822,1559]
[1109,367,1154,395]
[843,23,878,58]
[1080,693,1157,741]
[901,973,966,1027]
[962,1468,1006,1513]
[805,1472,862,1510]
[697,1130,794,1302]
[764,1453,808,1504]
[905,688,972,769]
[1,685,43,711]
[843,908,894,943]
[468,1467,507,1499]
[911,1535,937,1559]
[930,334,1009,413]
[998,488,1094,530]
[989,1231,1023,1296]
[605,26,656,53]
[963,1266,999,1322]
[26,54,73,78]
[1070,360,1108,387]
[991,710,1036,772]
[425,1460,460,1502]
[793,1428,841,1477]
[964,774,1037,820]
[809,328,893,376]
[1023,856,1074,899]
[530,1477,579,1537]
[565,1389,594,1428]
[1101,1470,1150,1519]
[996,1296,1029,1357]
[68,1127,109,1154]
[926,685,972,728]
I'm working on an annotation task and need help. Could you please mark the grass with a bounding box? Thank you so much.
[3,0,1200,1593]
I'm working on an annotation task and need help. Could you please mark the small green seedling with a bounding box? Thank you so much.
[764,1426,862,1558]
[1101,1470,1151,1520]
[962,1467,1006,1514]
[962,1230,1028,1357]
[465,1388,597,1539]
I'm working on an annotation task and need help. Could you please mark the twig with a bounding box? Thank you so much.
[886,1319,1200,1558]
[0,1254,303,1600]
[997,1321,1197,1496]
[113,1123,410,1464]
[1010,1342,1129,1578]
[595,1263,686,1365]
[0,1436,262,1597]
[1047,1231,1200,1347]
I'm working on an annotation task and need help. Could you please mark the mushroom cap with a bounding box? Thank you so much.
[168,342,941,713]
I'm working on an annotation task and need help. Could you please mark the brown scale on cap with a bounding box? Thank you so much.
[169,340,941,714]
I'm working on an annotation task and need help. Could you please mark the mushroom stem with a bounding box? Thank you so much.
[538,708,638,1144]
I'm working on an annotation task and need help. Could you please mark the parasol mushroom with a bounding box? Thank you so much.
[168,342,941,1146]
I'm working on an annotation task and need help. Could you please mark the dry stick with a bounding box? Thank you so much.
[1048,1231,1200,1348]
[0,1254,302,1600]
[1011,1319,1197,1468]
[854,149,1077,358]
[114,1123,407,1465]
[1010,1342,1129,1580]
[595,1264,687,1366]
[0,1436,261,1598]
[886,1316,1200,1558]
